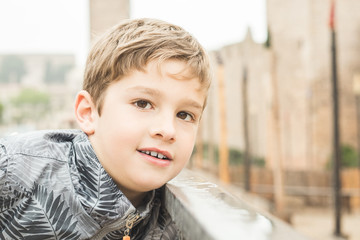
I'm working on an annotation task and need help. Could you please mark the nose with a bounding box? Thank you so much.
[149,113,176,142]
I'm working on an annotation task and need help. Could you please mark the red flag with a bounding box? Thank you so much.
[329,1,335,30]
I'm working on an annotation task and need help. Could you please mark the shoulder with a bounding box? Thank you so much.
[0,129,83,159]
[143,188,183,240]
[0,129,85,201]
[143,207,183,240]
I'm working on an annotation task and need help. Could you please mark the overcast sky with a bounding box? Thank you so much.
[130,0,267,49]
[0,0,267,66]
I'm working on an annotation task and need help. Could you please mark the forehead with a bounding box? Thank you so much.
[148,59,205,92]
[103,60,207,107]
[101,59,208,111]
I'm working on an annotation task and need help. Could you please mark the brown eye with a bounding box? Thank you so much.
[135,100,151,109]
[177,111,194,122]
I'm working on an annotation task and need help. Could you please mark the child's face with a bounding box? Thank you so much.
[89,60,206,197]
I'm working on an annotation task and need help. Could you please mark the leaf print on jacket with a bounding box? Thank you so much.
[0,130,180,239]
[0,184,80,239]
[72,140,131,226]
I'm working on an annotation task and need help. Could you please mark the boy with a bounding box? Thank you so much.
[0,18,211,239]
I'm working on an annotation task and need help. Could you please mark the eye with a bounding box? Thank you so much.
[177,111,194,122]
[134,100,152,109]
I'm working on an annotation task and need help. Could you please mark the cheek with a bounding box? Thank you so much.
[106,120,144,145]
[97,115,145,150]
[103,107,144,131]
[178,130,197,161]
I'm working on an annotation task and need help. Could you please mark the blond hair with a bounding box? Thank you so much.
[83,18,211,114]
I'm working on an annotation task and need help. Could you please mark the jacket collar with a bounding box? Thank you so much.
[70,131,155,226]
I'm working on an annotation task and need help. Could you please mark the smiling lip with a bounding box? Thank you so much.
[137,148,173,160]
[137,148,173,167]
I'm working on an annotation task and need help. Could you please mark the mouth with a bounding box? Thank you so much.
[137,149,172,161]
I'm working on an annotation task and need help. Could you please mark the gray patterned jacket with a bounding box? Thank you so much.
[0,130,180,239]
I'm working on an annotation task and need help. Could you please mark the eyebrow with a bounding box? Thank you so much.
[127,86,204,110]
[184,100,203,111]
[127,86,161,96]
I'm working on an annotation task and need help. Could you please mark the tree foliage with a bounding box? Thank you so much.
[11,88,50,106]
[10,88,50,124]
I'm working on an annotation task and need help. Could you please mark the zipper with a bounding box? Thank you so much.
[91,212,141,240]
[123,214,141,240]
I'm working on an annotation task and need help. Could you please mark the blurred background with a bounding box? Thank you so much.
[0,0,359,239]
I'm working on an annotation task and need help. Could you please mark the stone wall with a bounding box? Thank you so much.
[203,0,360,170]
[89,0,129,42]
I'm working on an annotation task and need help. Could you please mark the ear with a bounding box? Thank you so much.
[74,90,97,135]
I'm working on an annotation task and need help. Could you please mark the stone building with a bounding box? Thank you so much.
[0,54,79,133]
[203,0,360,170]
[0,0,130,135]
[89,0,129,42]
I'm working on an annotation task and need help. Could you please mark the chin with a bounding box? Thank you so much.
[133,178,168,192]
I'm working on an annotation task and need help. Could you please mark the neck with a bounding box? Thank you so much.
[121,188,149,208]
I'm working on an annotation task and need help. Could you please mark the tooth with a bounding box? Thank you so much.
[150,151,157,157]
[158,153,164,159]
[146,151,150,155]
